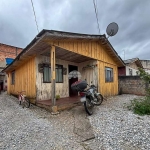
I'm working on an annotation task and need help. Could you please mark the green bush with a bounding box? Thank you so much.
[128,68,150,115]
[128,97,150,115]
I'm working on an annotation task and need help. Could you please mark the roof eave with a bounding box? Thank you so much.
[2,30,125,72]
[2,30,47,73]
[104,38,125,67]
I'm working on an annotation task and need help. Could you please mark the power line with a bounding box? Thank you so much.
[30,0,39,33]
[92,0,100,35]
[93,0,100,34]
[95,0,98,14]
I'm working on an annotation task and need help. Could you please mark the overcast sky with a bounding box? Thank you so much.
[0,0,150,60]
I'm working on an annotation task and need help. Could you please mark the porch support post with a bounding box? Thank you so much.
[50,46,58,114]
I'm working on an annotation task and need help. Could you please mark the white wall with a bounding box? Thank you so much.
[145,70,150,74]
[141,60,150,74]
[78,60,98,86]
[126,66,139,76]
[35,55,97,100]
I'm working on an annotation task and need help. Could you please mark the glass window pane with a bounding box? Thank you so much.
[58,69,63,82]
[44,67,51,82]
[56,68,59,82]
[105,67,113,82]
[43,65,63,83]
[11,71,15,84]
[55,65,63,83]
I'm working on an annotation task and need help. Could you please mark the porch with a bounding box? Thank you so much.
[23,32,99,113]
[36,96,81,111]
[34,38,98,113]
[3,30,124,113]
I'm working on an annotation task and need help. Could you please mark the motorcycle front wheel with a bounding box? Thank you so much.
[94,94,103,106]
[84,98,94,115]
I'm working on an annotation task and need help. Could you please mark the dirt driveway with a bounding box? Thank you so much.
[0,92,150,150]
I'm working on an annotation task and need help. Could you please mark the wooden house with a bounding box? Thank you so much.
[3,30,124,111]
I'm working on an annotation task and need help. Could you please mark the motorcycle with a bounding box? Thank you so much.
[71,80,103,115]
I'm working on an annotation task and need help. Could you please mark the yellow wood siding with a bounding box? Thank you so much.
[7,57,36,100]
[6,39,120,99]
[7,73,11,94]
[98,61,118,96]
[47,41,119,96]
[49,41,117,66]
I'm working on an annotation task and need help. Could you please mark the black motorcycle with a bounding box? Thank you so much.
[71,80,103,115]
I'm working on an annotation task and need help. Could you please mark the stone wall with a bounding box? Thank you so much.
[118,76,146,95]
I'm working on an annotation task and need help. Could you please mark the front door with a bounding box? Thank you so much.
[68,65,78,97]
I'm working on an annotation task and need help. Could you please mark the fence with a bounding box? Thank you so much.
[118,76,147,95]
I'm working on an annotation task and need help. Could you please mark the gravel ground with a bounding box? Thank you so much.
[0,92,84,150]
[0,92,150,150]
[87,95,150,150]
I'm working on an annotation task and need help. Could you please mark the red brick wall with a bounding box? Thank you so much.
[0,43,22,61]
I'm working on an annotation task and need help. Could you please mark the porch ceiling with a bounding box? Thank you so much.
[41,46,95,63]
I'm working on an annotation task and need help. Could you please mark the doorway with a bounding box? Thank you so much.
[68,65,78,97]
[0,81,3,91]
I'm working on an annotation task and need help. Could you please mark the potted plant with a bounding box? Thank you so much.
[56,94,60,100]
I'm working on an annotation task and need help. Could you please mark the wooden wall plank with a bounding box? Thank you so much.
[46,40,120,97]
[49,41,118,66]
[6,39,121,99]
[8,57,36,100]
[7,73,10,94]
[98,60,118,96]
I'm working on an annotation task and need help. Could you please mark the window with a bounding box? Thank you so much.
[43,64,63,83]
[56,65,63,83]
[136,71,139,75]
[129,68,132,76]
[43,65,51,83]
[11,71,15,84]
[105,67,113,82]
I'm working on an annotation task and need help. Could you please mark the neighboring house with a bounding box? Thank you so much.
[140,60,150,74]
[0,43,22,91]
[118,58,143,76]
[3,30,124,109]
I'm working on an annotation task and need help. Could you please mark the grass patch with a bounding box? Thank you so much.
[128,96,150,115]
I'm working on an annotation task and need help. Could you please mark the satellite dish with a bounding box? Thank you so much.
[106,22,119,38]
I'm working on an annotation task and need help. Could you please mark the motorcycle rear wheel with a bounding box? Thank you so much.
[94,94,103,106]
[84,98,94,115]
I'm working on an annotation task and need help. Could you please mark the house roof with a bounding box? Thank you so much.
[2,30,125,72]
[0,42,22,49]
[124,58,143,68]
